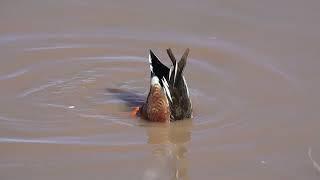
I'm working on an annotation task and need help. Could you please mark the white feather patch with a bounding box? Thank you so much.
[173,60,178,84]
[148,53,153,72]
[161,77,172,102]
[151,76,160,86]
[148,51,152,63]
[169,66,173,80]
[182,76,190,98]
[183,75,192,113]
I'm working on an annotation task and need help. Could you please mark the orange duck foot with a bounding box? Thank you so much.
[130,106,140,118]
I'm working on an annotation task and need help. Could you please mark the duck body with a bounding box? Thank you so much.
[138,49,192,122]
[140,76,171,122]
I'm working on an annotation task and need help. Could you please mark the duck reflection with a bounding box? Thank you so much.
[144,120,192,180]
[106,88,192,179]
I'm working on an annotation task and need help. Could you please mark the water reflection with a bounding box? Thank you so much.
[144,120,192,180]
[106,87,192,179]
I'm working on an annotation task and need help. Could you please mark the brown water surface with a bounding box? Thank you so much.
[1,0,320,179]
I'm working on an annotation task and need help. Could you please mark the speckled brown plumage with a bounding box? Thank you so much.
[140,84,171,122]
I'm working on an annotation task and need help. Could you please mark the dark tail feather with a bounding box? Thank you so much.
[166,48,190,87]
[166,48,177,86]
[149,50,170,82]
[166,48,177,64]
[166,48,178,87]
[177,48,189,78]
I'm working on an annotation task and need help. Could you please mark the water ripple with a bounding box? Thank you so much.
[0,69,29,81]
[18,80,67,98]
[24,44,102,52]
[0,137,143,146]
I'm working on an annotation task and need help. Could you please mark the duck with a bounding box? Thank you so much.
[131,49,192,122]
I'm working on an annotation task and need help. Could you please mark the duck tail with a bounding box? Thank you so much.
[148,49,170,82]
[166,48,190,87]
[166,48,177,87]
[177,48,189,80]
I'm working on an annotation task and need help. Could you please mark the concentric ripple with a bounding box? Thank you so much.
[0,30,298,147]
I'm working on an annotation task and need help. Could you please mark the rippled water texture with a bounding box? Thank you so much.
[1,0,320,179]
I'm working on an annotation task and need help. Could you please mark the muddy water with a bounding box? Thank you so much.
[1,0,320,179]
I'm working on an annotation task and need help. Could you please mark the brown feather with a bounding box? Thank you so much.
[141,84,170,122]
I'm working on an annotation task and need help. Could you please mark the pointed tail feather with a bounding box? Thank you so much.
[166,48,177,86]
[149,50,170,82]
[166,48,190,87]
[161,77,172,102]
[176,48,189,79]
[166,48,177,65]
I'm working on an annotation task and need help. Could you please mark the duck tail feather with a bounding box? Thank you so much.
[166,48,178,87]
[176,48,189,82]
[166,48,177,64]
[149,49,170,82]
[161,77,173,103]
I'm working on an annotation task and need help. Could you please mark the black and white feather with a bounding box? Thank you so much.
[148,50,172,102]
[148,49,193,120]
